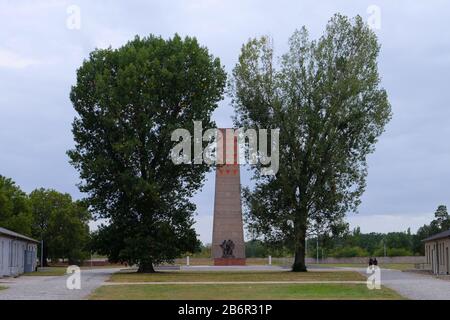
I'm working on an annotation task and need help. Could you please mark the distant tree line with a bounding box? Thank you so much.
[0,175,91,265]
[242,205,449,258]
[315,227,418,258]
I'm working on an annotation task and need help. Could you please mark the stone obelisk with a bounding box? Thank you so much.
[212,128,246,265]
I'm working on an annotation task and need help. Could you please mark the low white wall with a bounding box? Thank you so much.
[305,256,425,264]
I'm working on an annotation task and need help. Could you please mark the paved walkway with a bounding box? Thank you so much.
[339,267,450,300]
[0,268,121,300]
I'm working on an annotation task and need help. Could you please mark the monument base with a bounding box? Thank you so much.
[214,258,246,266]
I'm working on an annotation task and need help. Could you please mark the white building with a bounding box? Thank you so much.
[0,227,39,277]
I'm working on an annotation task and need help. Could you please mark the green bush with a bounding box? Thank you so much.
[245,240,268,258]
[330,246,369,257]
[189,244,211,258]
[373,247,412,257]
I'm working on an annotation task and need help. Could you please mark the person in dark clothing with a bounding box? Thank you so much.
[369,258,374,267]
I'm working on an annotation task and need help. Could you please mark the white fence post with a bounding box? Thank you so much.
[268,255,272,265]
[186,255,190,266]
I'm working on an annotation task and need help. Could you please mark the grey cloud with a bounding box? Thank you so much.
[1,0,449,241]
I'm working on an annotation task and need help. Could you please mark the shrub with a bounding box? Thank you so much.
[330,246,369,257]
[373,247,412,257]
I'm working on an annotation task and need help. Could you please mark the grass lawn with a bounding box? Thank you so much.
[373,263,415,271]
[23,267,67,276]
[90,283,403,300]
[0,286,7,291]
[110,270,365,282]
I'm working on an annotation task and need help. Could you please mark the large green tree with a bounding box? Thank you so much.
[46,200,91,264]
[433,205,449,230]
[29,189,91,265]
[413,205,450,254]
[69,35,226,272]
[231,14,391,271]
[0,175,32,235]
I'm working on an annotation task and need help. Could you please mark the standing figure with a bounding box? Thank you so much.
[226,239,235,258]
[220,239,235,258]
[220,240,227,257]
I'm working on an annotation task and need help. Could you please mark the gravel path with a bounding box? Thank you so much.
[340,267,450,300]
[0,268,121,300]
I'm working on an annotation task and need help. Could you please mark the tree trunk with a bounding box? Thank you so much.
[292,211,308,272]
[42,246,49,267]
[292,242,307,272]
[137,261,156,273]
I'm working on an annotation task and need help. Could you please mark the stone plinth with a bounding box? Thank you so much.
[214,258,246,266]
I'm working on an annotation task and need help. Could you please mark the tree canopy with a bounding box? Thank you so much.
[231,14,392,271]
[0,175,91,265]
[0,175,32,235]
[68,34,226,272]
[29,188,91,265]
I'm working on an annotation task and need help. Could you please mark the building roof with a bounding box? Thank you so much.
[0,227,39,243]
[422,229,450,242]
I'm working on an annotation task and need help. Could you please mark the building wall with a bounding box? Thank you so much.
[0,236,38,277]
[425,238,450,275]
[0,236,10,277]
[25,242,38,272]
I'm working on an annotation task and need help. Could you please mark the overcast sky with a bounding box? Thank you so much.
[1,0,449,243]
